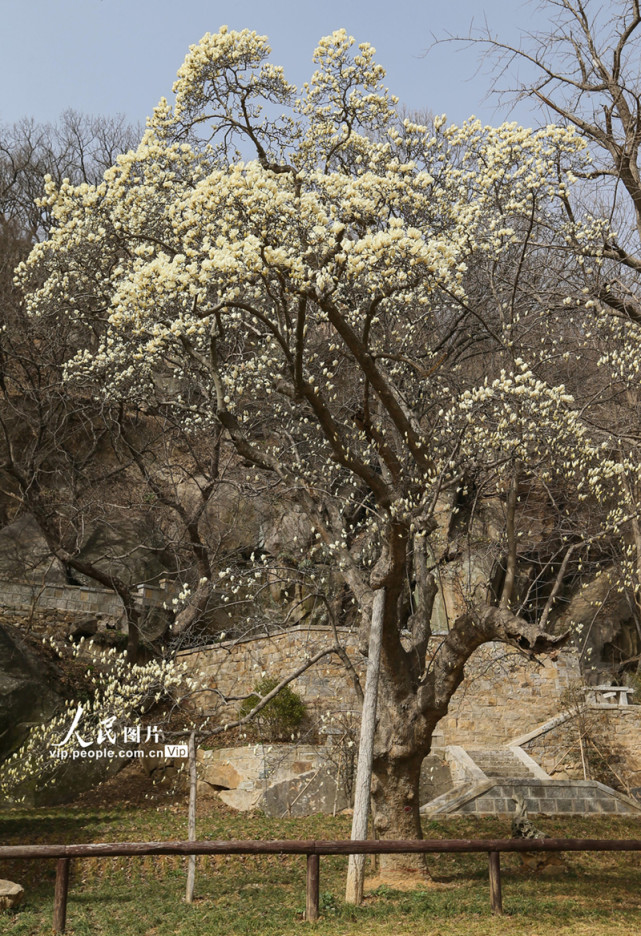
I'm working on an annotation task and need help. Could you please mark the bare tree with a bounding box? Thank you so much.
[0,113,155,661]
[456,1,641,304]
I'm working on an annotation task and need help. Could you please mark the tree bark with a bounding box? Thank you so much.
[371,752,427,874]
[366,602,567,874]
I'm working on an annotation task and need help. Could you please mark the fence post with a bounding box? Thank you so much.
[306,853,320,921]
[488,851,502,914]
[53,857,70,933]
[186,731,197,903]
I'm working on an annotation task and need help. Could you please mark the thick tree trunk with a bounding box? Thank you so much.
[125,611,141,664]
[371,751,428,874]
[173,583,210,636]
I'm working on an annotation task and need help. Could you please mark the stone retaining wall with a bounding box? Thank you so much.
[0,580,167,618]
[607,708,641,786]
[183,626,582,745]
[523,705,641,789]
[434,644,581,748]
[183,626,364,723]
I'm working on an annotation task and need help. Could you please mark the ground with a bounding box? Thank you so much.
[1,764,641,935]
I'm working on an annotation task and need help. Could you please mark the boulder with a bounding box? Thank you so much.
[0,514,67,584]
[68,616,99,640]
[74,516,172,587]
[0,624,61,761]
[200,762,242,790]
[261,505,313,557]
[196,779,219,799]
[0,879,24,910]
[7,745,128,807]
[553,568,637,666]
[218,788,263,811]
[260,768,349,817]
[197,744,352,816]
[0,623,147,806]
[198,744,323,789]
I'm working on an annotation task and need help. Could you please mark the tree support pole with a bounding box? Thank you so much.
[186,731,197,903]
[345,588,385,905]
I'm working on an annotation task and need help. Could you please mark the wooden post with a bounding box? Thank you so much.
[53,857,70,933]
[306,853,320,922]
[488,851,502,914]
[186,731,197,903]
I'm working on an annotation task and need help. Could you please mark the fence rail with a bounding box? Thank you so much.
[2,837,641,932]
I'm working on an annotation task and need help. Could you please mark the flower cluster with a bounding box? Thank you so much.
[0,638,197,801]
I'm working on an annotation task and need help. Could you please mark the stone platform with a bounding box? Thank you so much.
[420,776,641,817]
[420,744,641,817]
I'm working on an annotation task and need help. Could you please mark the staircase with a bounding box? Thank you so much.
[420,744,641,818]
[466,748,542,780]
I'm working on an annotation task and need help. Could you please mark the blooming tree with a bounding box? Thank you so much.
[0,637,191,803]
[17,27,632,867]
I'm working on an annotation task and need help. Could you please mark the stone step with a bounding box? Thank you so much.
[478,772,533,780]
[466,749,537,779]
[469,759,531,771]
[468,750,524,761]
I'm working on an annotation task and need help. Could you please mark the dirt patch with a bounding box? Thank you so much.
[68,762,233,818]
[69,762,183,809]
[364,870,449,892]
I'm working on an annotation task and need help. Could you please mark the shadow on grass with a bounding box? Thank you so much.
[0,810,120,842]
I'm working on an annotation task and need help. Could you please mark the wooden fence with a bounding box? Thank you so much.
[2,837,641,932]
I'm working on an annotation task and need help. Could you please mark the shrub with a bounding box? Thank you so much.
[238,678,306,741]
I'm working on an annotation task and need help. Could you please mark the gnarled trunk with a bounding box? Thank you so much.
[366,598,568,876]
[371,750,428,874]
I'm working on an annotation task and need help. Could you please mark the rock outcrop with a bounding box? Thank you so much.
[197,744,351,816]
[0,879,24,910]
[0,623,61,760]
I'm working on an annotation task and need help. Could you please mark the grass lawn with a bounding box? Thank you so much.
[1,768,641,935]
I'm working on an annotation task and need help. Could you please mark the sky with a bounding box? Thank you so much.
[1,0,550,131]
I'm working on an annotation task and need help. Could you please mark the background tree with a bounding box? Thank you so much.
[0,110,140,240]
[0,112,164,661]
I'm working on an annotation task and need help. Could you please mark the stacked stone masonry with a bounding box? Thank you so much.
[436,644,580,748]
[184,625,582,744]
[184,626,365,723]
[0,580,167,617]
[523,706,641,789]
[186,624,641,803]
[445,779,641,817]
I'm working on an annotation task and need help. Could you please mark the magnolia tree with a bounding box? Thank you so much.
[0,638,191,802]
[17,28,634,867]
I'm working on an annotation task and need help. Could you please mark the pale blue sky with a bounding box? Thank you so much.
[2,0,547,129]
